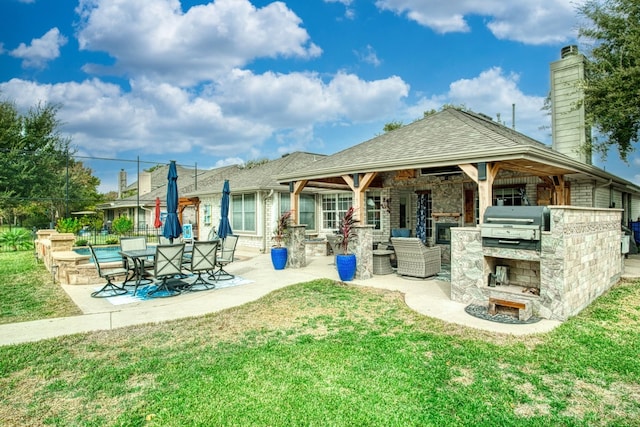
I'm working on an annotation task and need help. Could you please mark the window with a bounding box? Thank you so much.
[322,193,352,229]
[366,192,381,230]
[299,194,316,230]
[203,204,212,226]
[232,193,256,232]
[493,186,525,206]
[280,193,316,230]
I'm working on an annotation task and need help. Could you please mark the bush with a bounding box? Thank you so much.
[0,229,35,251]
[75,239,88,247]
[111,216,133,235]
[55,218,82,234]
[105,237,119,245]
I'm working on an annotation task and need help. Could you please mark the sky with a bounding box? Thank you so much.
[1,0,638,193]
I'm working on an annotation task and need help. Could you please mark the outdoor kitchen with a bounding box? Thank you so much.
[450,206,625,321]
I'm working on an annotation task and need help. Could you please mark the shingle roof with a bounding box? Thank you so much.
[188,152,327,196]
[278,108,565,180]
[276,108,640,194]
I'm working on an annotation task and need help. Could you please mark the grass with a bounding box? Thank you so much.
[0,254,639,426]
[0,251,82,324]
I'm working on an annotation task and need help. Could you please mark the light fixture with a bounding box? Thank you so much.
[367,198,375,207]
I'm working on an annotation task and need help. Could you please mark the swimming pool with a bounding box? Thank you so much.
[74,246,123,263]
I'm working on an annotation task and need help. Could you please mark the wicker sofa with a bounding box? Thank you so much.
[391,237,441,278]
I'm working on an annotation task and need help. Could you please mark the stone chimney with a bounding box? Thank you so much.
[550,45,592,164]
[118,169,127,198]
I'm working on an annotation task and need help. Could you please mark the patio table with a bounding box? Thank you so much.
[372,249,394,275]
[119,245,192,295]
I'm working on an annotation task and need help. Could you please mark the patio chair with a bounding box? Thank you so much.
[88,244,128,298]
[211,235,238,281]
[184,240,219,291]
[390,237,441,279]
[120,237,152,286]
[147,243,186,298]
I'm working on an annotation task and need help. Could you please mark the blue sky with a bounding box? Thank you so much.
[1,0,637,192]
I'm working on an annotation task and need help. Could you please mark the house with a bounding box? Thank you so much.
[186,152,327,253]
[277,46,640,243]
[274,46,640,321]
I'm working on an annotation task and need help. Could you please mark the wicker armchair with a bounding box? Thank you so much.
[391,237,441,278]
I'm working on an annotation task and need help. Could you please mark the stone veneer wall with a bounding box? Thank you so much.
[451,206,623,321]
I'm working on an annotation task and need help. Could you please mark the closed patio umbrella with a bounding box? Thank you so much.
[163,160,182,243]
[217,179,233,239]
[154,197,163,229]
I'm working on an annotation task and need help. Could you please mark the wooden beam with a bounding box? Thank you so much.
[289,180,308,225]
[459,163,499,223]
[341,173,378,223]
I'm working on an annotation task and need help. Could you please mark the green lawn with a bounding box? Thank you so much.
[0,251,81,324]
[0,252,639,426]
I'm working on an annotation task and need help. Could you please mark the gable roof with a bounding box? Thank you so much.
[277,108,640,193]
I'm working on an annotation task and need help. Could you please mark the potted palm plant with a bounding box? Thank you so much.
[271,210,292,270]
[335,206,357,281]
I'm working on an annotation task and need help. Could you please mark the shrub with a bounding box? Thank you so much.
[105,237,119,245]
[55,218,82,234]
[75,239,88,247]
[0,229,35,251]
[111,216,133,235]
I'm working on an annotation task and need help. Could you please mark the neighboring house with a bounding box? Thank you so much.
[97,163,202,233]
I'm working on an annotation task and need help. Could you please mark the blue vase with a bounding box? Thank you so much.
[336,253,356,281]
[271,247,288,270]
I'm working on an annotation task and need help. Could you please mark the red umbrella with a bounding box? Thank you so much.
[154,197,163,228]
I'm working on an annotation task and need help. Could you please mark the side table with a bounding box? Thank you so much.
[372,249,394,275]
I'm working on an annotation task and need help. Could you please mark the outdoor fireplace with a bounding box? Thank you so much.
[435,222,458,244]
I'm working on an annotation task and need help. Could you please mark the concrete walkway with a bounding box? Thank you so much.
[2,251,639,346]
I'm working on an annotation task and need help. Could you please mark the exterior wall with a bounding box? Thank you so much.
[569,179,593,207]
[451,207,623,321]
[594,186,612,209]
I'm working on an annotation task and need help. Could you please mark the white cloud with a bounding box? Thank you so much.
[9,28,68,68]
[0,67,409,158]
[374,0,583,44]
[355,45,381,67]
[324,0,355,19]
[75,0,321,86]
[406,67,550,143]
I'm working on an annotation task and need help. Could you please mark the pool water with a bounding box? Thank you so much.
[74,246,123,263]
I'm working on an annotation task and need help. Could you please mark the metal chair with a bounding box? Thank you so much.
[88,244,128,298]
[211,235,238,281]
[185,240,219,291]
[148,243,186,298]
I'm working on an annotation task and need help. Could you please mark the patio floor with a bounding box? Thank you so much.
[1,251,639,346]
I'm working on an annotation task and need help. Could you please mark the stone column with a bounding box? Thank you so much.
[354,225,373,280]
[288,225,307,268]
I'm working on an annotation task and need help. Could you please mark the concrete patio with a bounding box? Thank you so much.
[1,250,639,346]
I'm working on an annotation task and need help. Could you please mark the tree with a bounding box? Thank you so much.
[578,0,640,161]
[0,98,102,226]
[383,121,403,132]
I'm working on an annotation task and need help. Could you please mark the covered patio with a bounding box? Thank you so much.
[277,109,640,321]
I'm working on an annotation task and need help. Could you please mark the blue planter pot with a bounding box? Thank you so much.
[336,253,357,281]
[271,247,288,270]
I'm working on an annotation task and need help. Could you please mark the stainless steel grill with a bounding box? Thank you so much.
[481,206,550,250]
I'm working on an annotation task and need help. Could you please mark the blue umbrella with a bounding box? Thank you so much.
[217,179,233,239]
[163,160,182,243]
